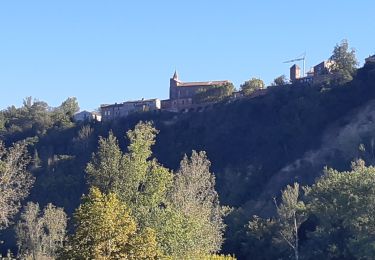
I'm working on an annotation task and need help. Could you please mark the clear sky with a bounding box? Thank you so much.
[1,1,374,111]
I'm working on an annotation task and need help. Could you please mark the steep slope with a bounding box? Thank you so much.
[1,64,375,256]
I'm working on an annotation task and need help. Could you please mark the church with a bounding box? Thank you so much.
[161,71,231,112]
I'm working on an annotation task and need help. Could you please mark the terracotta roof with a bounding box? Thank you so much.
[177,80,230,87]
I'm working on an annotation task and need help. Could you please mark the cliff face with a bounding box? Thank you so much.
[151,64,375,206]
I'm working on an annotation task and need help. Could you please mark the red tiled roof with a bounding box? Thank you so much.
[177,80,230,87]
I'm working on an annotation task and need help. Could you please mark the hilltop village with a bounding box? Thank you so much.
[73,54,375,123]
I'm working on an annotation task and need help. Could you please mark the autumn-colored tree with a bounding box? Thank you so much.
[63,187,159,260]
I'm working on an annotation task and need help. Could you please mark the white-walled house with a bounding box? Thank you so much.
[73,111,102,122]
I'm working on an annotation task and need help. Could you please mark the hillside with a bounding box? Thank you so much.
[1,63,375,258]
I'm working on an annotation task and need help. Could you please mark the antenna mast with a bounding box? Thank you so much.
[283,53,306,77]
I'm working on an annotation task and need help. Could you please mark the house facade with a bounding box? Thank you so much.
[290,60,335,84]
[100,98,161,121]
[73,111,102,122]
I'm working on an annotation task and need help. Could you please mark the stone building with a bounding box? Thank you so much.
[289,60,335,84]
[162,71,231,112]
[313,60,334,76]
[73,111,102,122]
[290,64,301,82]
[101,98,161,121]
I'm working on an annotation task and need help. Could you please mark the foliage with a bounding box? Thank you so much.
[274,183,306,260]
[303,160,375,259]
[16,202,67,259]
[86,123,228,258]
[169,151,227,256]
[52,98,79,128]
[0,141,34,229]
[244,216,282,259]
[194,83,235,104]
[63,187,159,260]
[86,131,123,193]
[272,75,288,86]
[86,122,173,223]
[201,254,237,260]
[245,183,306,260]
[240,78,265,96]
[330,39,358,83]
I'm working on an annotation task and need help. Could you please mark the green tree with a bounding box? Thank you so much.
[41,204,68,258]
[64,187,159,260]
[16,202,44,259]
[16,202,67,259]
[240,78,265,96]
[169,151,227,256]
[330,39,358,83]
[246,183,306,260]
[304,160,375,259]
[86,122,175,255]
[0,141,34,229]
[274,183,306,260]
[272,75,288,86]
[52,97,79,128]
[59,97,79,118]
[86,122,173,219]
[0,112,5,131]
[72,125,94,153]
[86,131,123,193]
[194,83,235,104]
[245,216,282,259]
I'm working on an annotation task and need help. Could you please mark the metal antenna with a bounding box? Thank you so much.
[283,53,306,77]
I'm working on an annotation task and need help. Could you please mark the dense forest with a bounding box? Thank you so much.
[1,45,375,258]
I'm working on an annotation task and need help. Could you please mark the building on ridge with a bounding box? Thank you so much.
[289,60,335,84]
[161,71,231,112]
[365,55,375,64]
[101,98,161,121]
[73,110,102,122]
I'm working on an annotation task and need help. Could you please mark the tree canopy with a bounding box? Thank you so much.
[194,83,235,104]
[330,39,358,83]
[240,78,265,96]
[16,202,67,259]
[85,122,227,258]
[272,75,288,86]
[0,141,33,229]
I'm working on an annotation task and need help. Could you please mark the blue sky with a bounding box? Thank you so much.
[1,1,374,111]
